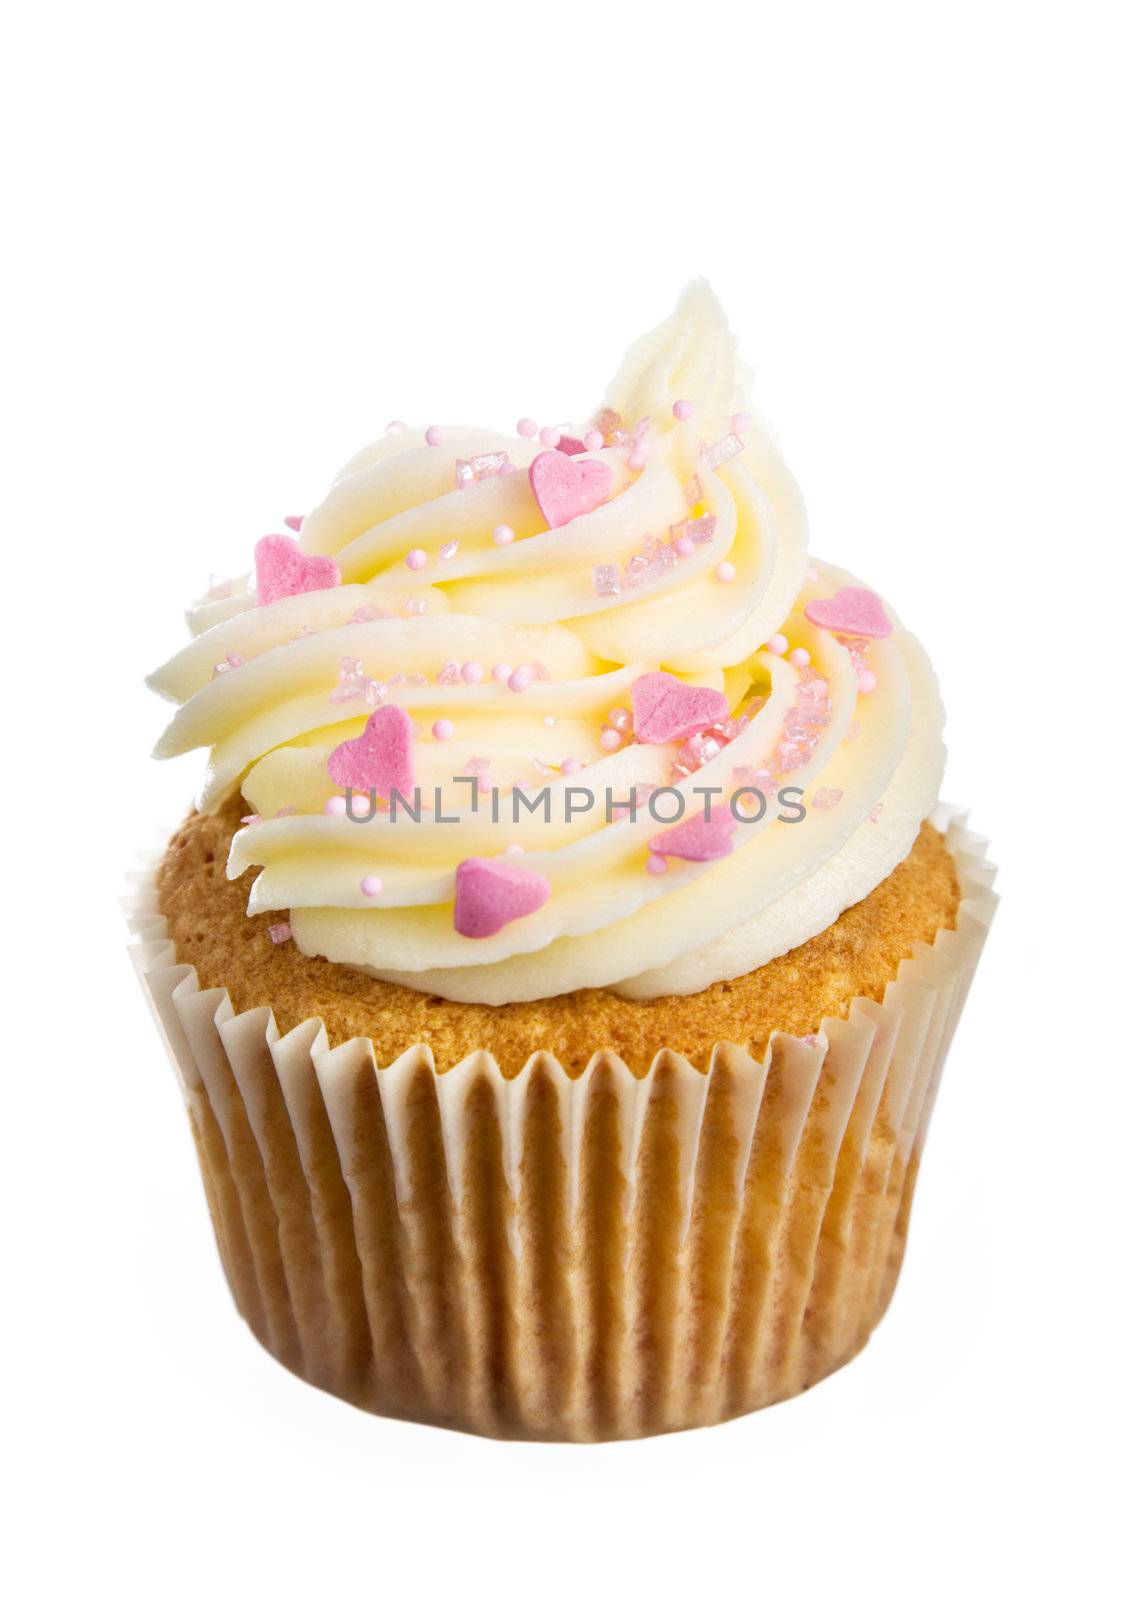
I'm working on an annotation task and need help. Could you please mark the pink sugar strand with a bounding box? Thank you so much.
[455,450,510,489]
[701,433,745,471]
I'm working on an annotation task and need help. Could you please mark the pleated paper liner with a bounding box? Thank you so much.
[127,809,996,1441]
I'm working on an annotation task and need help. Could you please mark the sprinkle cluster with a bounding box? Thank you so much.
[329,656,429,707]
[592,513,717,598]
[455,450,512,488]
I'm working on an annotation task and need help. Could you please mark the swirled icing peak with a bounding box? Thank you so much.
[149,283,945,1002]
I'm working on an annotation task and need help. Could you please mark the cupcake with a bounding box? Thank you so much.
[133,283,995,1441]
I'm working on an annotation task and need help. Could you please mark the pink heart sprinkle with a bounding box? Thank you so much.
[454,856,551,939]
[283,514,304,532]
[556,435,587,455]
[327,705,415,797]
[255,534,340,606]
[649,804,737,863]
[803,586,892,639]
[529,449,614,529]
[631,671,730,745]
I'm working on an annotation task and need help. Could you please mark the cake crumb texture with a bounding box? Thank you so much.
[157,800,960,1074]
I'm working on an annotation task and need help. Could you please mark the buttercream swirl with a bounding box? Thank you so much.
[149,284,945,1002]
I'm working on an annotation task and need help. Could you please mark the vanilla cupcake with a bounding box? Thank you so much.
[133,284,995,1440]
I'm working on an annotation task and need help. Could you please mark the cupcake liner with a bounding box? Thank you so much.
[126,810,996,1441]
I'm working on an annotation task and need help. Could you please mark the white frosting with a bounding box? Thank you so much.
[150,284,945,1003]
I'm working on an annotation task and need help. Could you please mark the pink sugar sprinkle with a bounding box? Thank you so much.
[618,533,676,592]
[734,763,775,791]
[789,647,810,668]
[437,660,461,685]
[477,773,493,794]
[402,596,429,617]
[646,855,669,876]
[439,540,459,560]
[715,561,736,583]
[813,788,844,810]
[857,668,878,694]
[492,662,511,682]
[432,719,454,741]
[608,707,632,732]
[386,420,407,435]
[670,514,717,554]
[456,450,510,488]
[702,433,745,471]
[767,633,788,655]
[330,655,387,707]
[505,843,524,855]
[240,813,261,826]
[360,875,383,897]
[517,417,538,438]
[628,449,648,470]
[605,784,649,812]
[584,428,604,451]
[508,666,533,693]
[425,425,444,446]
[461,660,483,684]
[539,425,561,448]
[268,922,292,945]
[274,806,298,818]
[560,757,582,776]
[868,803,883,824]
[325,795,348,817]
[730,412,749,434]
[492,523,515,546]
[592,563,621,597]
[841,637,870,667]
[212,651,245,678]
[600,728,622,752]
[673,399,695,420]
[406,548,428,571]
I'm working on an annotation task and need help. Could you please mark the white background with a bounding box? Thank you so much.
[5,3,1140,1595]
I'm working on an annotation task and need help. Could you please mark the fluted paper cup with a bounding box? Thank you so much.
[126,810,995,1441]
